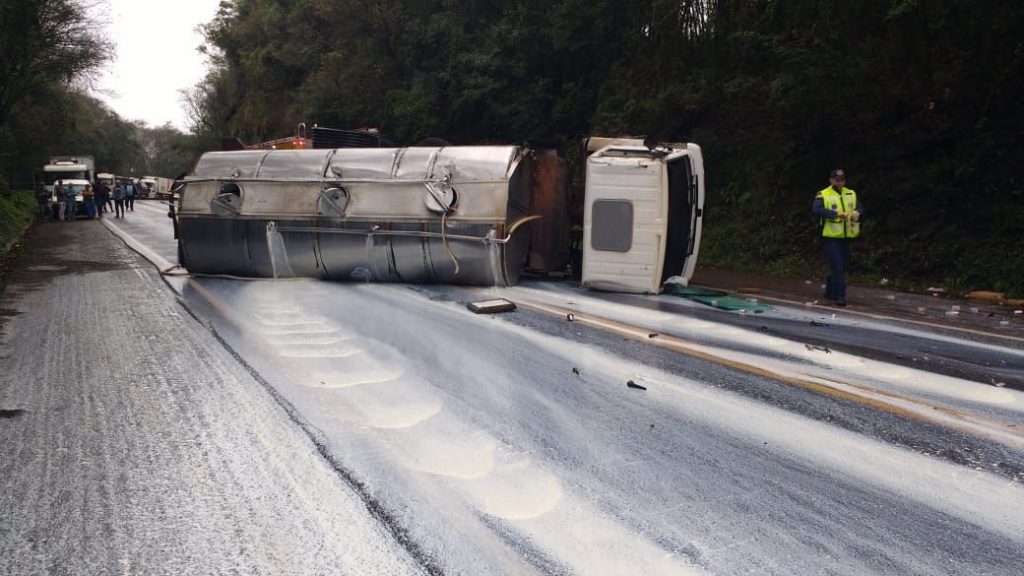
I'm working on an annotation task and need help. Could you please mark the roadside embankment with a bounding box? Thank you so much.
[0,190,35,284]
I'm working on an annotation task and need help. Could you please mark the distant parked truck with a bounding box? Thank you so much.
[141,176,174,199]
[42,156,95,218]
[97,172,118,189]
[42,156,94,196]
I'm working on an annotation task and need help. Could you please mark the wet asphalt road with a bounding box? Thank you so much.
[2,205,1023,575]
[587,289,1024,392]
[0,215,426,575]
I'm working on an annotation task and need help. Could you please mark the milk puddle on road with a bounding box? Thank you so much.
[182,278,702,574]
[169,277,1024,575]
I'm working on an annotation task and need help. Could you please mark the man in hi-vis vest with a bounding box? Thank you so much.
[812,169,862,307]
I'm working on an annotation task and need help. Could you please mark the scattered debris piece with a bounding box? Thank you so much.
[880,277,890,286]
[467,299,516,314]
[649,424,655,430]
[648,332,659,338]
[967,290,1006,303]
[572,367,580,376]
[885,294,896,300]
[0,409,26,418]
[945,310,960,316]
[809,320,829,327]
[627,380,647,390]
[566,313,575,322]
[805,344,831,354]
[1000,320,1011,326]
[992,380,1006,388]
[927,287,945,294]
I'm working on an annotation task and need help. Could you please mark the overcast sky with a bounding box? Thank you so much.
[92,0,223,131]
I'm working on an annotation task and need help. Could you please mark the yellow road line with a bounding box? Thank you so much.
[513,298,1024,450]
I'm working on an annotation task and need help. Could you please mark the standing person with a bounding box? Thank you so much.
[64,181,77,221]
[113,183,126,218]
[125,180,136,211]
[54,181,66,221]
[35,183,50,218]
[95,180,110,217]
[812,169,862,307]
[83,184,96,219]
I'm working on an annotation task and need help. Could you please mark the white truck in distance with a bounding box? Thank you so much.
[43,156,95,217]
[43,156,95,199]
[140,176,174,199]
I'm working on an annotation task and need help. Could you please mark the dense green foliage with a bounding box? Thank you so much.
[186,0,1023,295]
[0,190,34,253]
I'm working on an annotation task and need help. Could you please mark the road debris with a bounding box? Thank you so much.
[467,299,516,314]
[967,290,1006,303]
[626,380,647,390]
[805,344,831,354]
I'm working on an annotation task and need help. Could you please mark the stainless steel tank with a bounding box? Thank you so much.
[175,146,535,286]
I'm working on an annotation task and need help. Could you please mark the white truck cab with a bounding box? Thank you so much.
[582,139,705,294]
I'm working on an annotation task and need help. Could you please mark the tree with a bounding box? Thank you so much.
[0,0,112,127]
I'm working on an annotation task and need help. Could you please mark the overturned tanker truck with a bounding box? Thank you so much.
[172,136,704,294]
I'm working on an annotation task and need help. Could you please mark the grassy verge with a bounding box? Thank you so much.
[0,190,36,290]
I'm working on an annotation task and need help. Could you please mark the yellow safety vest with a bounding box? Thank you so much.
[817,186,859,239]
